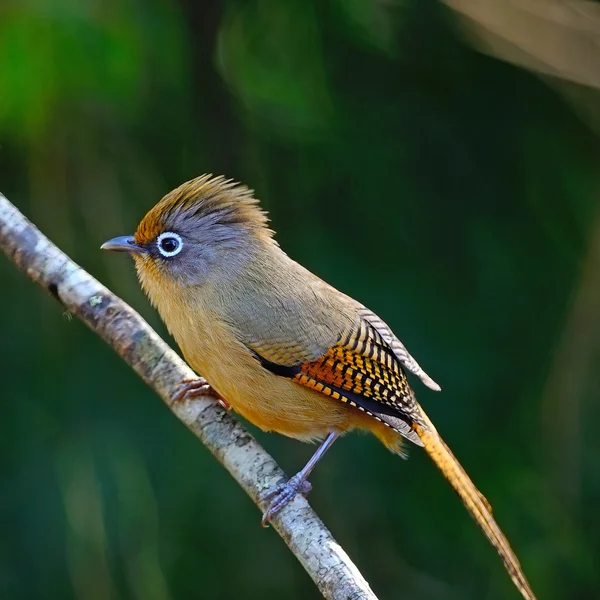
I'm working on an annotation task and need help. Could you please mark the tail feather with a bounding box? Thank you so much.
[414,411,536,600]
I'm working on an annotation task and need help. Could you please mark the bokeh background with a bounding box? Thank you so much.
[1,1,599,599]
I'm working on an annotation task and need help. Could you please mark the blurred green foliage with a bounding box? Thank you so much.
[1,1,599,599]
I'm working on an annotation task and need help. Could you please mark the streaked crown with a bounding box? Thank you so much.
[135,174,273,245]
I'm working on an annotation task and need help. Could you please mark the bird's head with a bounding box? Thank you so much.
[102,174,274,295]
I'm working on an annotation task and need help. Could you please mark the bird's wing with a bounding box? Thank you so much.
[356,305,441,392]
[248,312,433,446]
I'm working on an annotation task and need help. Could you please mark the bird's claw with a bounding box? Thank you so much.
[171,378,231,410]
[261,474,312,527]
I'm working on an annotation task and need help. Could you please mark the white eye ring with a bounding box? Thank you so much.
[157,231,183,257]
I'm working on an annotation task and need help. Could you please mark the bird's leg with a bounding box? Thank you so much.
[261,431,339,526]
[171,378,231,410]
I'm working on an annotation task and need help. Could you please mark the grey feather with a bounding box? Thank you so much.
[358,307,442,392]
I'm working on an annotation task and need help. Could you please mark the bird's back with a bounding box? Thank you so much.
[222,250,358,366]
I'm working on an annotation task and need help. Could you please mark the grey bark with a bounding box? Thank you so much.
[0,192,378,600]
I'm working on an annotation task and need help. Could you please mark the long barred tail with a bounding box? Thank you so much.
[414,411,536,600]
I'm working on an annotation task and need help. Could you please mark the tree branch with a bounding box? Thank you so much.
[0,192,378,600]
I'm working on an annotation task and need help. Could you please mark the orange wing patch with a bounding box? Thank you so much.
[296,345,424,426]
[289,320,427,445]
[249,319,427,445]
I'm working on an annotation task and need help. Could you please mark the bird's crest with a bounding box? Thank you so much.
[135,174,273,244]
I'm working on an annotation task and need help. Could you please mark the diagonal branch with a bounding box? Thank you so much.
[0,192,378,600]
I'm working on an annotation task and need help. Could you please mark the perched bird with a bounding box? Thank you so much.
[102,174,535,600]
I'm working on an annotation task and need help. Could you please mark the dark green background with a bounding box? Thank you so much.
[1,1,598,599]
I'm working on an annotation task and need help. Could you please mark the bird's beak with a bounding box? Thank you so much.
[101,235,147,254]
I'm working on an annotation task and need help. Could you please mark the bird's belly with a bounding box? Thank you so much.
[229,379,346,442]
[180,331,352,442]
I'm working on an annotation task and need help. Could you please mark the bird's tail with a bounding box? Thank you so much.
[414,409,536,600]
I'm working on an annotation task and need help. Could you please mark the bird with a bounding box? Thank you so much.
[102,174,536,600]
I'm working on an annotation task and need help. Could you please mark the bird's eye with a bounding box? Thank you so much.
[157,232,183,257]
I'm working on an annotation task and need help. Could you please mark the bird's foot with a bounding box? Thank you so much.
[171,378,231,411]
[261,473,312,526]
